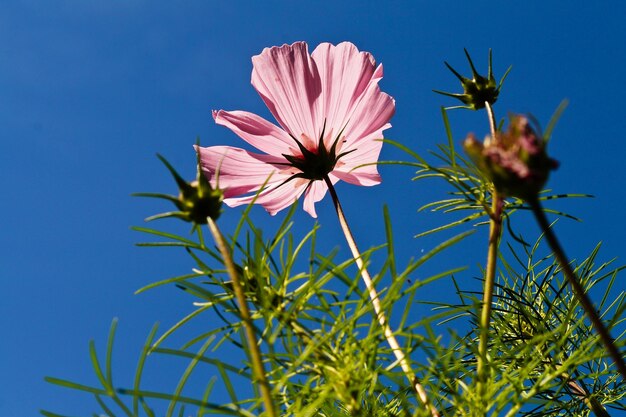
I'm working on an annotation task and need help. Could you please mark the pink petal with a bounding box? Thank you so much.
[213,110,295,156]
[226,179,308,216]
[195,145,290,198]
[332,131,384,186]
[342,64,395,147]
[311,42,378,136]
[251,42,322,140]
[303,180,328,218]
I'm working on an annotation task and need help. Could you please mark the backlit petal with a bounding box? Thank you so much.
[195,145,290,198]
[303,180,328,218]
[311,42,377,135]
[332,131,384,186]
[343,64,395,147]
[213,110,295,156]
[251,42,322,138]
[226,180,307,216]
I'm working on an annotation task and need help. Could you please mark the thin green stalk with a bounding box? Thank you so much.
[476,189,502,405]
[207,218,277,417]
[505,375,611,417]
[323,176,440,417]
[528,198,626,380]
[532,339,610,416]
[565,377,610,416]
[485,101,497,146]
[476,101,503,409]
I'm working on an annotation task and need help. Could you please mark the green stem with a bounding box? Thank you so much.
[505,373,610,417]
[323,176,440,417]
[476,189,502,404]
[565,376,610,417]
[207,218,278,417]
[476,101,503,409]
[485,101,497,144]
[536,341,610,416]
[529,198,626,381]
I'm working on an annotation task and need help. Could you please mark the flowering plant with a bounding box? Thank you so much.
[43,42,626,417]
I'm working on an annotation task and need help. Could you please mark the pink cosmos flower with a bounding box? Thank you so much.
[196,41,395,218]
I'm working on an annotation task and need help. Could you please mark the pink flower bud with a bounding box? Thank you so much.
[464,115,559,200]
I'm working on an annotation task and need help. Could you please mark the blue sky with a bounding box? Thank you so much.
[2,1,625,415]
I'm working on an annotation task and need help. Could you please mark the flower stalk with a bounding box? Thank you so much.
[566,376,611,417]
[476,101,503,409]
[529,198,626,381]
[207,218,278,417]
[323,176,440,417]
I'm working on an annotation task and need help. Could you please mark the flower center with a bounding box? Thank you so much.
[280,120,354,182]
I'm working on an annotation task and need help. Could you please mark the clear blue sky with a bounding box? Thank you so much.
[2,1,625,415]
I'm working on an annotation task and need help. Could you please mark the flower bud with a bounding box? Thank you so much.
[434,49,510,110]
[464,115,559,200]
[134,153,223,224]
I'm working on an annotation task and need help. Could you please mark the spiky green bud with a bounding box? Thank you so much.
[434,49,511,110]
[134,153,223,224]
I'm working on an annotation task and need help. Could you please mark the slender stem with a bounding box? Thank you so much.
[323,176,440,417]
[566,377,610,416]
[529,199,626,380]
[504,377,610,417]
[207,218,278,417]
[476,189,502,404]
[485,101,497,144]
[537,341,611,416]
[476,101,503,410]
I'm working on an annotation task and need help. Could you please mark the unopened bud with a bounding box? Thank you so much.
[434,49,511,110]
[134,153,223,224]
[464,115,559,200]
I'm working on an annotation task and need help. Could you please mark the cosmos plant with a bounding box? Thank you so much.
[43,43,626,417]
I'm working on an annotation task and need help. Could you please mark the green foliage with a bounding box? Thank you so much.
[44,200,468,416]
[43,171,626,416]
[422,238,626,416]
